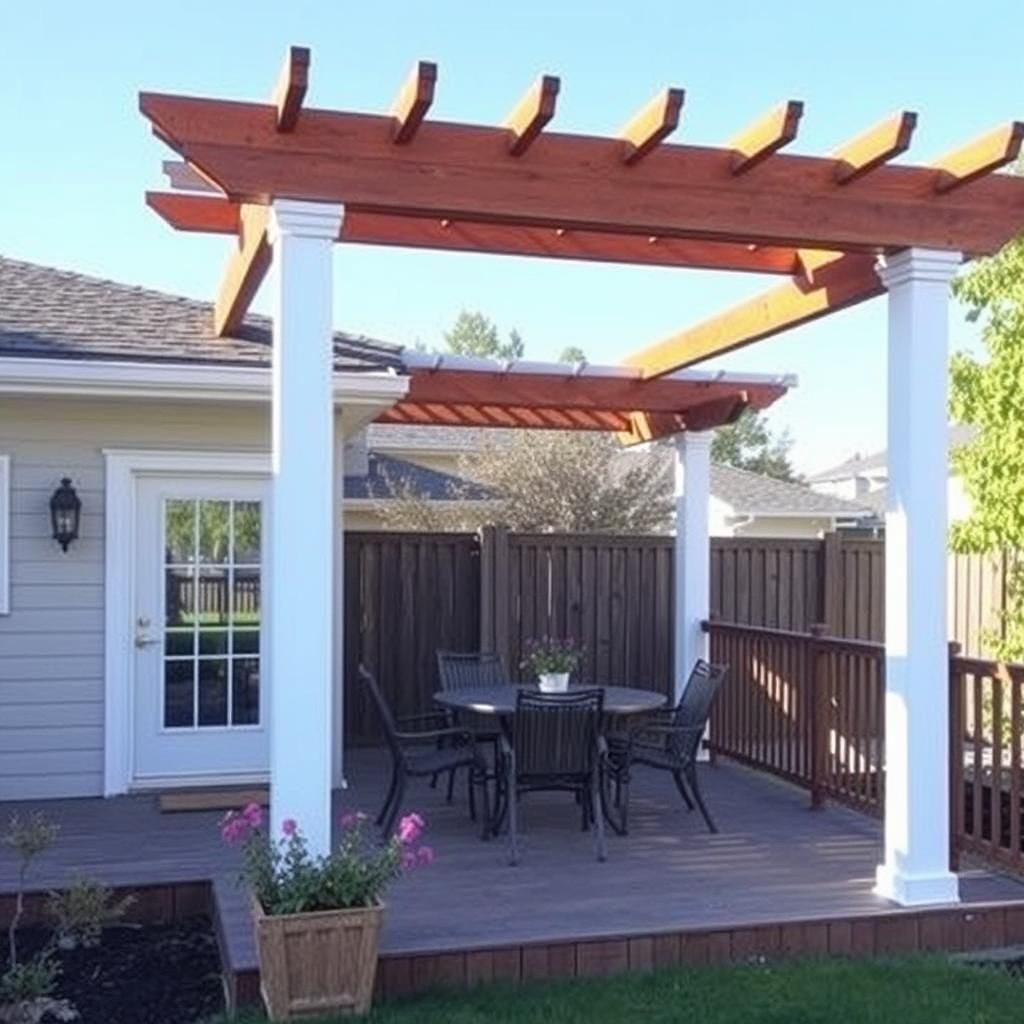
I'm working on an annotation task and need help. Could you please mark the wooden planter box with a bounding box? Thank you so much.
[253,897,385,1020]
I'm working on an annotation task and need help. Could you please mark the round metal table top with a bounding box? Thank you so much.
[433,684,667,717]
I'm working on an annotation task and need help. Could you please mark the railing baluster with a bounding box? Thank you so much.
[972,671,984,844]
[948,644,964,872]
[992,668,1005,860]
[1011,668,1022,871]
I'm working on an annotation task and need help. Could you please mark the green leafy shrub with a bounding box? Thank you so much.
[46,878,136,951]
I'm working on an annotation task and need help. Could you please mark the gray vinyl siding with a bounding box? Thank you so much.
[0,395,270,800]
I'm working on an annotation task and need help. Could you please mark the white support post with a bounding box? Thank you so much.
[674,431,712,704]
[874,247,961,907]
[267,199,345,857]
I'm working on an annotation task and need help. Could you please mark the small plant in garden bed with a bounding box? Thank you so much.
[46,876,136,952]
[221,804,434,1018]
[520,637,584,677]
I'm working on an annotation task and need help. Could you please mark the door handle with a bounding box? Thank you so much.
[135,631,160,649]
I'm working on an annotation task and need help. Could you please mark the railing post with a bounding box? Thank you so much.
[948,640,964,872]
[809,622,829,810]
[822,532,843,635]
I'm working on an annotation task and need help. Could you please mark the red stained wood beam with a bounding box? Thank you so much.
[213,203,270,337]
[933,121,1024,193]
[140,93,1024,254]
[145,192,802,275]
[832,111,918,184]
[271,46,310,132]
[729,100,804,174]
[618,391,752,445]
[620,87,685,164]
[504,75,560,156]
[392,61,437,144]
[622,253,883,377]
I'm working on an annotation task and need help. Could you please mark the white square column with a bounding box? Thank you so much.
[267,199,345,856]
[674,431,712,703]
[875,247,961,906]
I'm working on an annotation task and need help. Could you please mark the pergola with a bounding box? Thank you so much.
[142,47,1024,908]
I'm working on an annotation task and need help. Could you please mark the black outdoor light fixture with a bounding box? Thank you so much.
[50,477,81,553]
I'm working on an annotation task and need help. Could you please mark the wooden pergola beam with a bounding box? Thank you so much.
[392,61,437,144]
[933,121,1024,193]
[504,75,560,156]
[832,111,917,184]
[271,46,310,132]
[213,203,270,337]
[141,93,1024,255]
[729,100,804,174]
[622,253,882,377]
[620,87,685,164]
[146,190,805,274]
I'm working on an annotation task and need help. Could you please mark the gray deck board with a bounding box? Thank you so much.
[2,751,1022,972]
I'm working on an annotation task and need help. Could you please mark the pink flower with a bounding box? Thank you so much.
[416,845,434,866]
[338,810,368,830]
[401,849,418,870]
[220,813,249,845]
[242,802,263,828]
[281,818,298,838]
[398,813,425,845]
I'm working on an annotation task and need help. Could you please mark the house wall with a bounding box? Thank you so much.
[0,395,274,799]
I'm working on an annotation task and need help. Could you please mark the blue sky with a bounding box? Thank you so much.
[3,1,1022,472]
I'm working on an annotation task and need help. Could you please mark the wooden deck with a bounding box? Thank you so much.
[3,751,1024,1006]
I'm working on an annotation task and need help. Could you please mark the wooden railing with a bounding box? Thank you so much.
[950,651,1024,873]
[704,620,886,816]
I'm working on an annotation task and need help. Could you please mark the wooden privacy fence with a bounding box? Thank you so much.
[704,620,885,816]
[341,528,1012,745]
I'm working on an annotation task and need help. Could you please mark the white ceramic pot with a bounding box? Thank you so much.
[538,672,570,693]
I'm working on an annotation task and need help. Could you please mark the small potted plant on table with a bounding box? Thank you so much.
[221,805,432,1020]
[521,637,584,693]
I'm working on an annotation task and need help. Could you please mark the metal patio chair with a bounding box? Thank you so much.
[603,659,728,835]
[434,651,509,799]
[358,665,490,840]
[499,688,608,866]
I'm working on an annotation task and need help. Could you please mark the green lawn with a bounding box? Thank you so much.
[219,956,1021,1023]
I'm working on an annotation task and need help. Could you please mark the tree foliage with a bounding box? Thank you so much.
[375,431,672,534]
[949,227,1024,658]
[710,410,798,482]
[444,311,524,361]
[558,345,587,363]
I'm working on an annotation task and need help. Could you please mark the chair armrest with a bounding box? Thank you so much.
[625,722,704,758]
[398,710,452,729]
[394,726,476,748]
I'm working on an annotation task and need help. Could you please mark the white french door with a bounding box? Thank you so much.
[132,475,270,784]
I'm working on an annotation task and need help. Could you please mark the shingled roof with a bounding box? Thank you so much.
[344,452,489,501]
[0,255,401,371]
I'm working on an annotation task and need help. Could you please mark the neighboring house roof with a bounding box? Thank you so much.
[343,453,489,502]
[365,424,494,454]
[807,424,978,482]
[0,255,401,372]
[709,463,870,518]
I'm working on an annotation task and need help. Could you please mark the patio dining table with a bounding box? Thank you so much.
[433,683,667,720]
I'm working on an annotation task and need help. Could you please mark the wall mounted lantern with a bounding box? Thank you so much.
[50,477,81,552]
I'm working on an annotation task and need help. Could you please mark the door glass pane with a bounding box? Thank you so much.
[196,570,230,627]
[160,497,263,730]
[165,569,193,627]
[234,502,261,564]
[232,659,260,726]
[198,660,228,726]
[199,500,231,565]
[165,500,195,564]
[164,661,194,728]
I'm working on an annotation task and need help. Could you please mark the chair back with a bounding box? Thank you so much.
[512,689,604,779]
[358,665,403,761]
[670,660,728,760]
[436,651,509,691]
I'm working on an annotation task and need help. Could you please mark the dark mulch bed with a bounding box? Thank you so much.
[14,915,223,1024]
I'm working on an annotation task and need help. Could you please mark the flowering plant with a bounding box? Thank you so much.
[220,804,432,916]
[520,636,584,676]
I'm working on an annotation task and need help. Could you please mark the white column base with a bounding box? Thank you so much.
[874,864,959,907]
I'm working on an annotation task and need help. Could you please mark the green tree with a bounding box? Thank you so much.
[558,345,587,363]
[949,224,1024,658]
[710,409,798,482]
[444,311,524,361]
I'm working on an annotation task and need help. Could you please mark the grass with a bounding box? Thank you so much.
[218,956,1022,1023]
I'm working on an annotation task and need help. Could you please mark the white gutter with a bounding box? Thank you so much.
[399,348,797,389]
[0,355,409,407]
